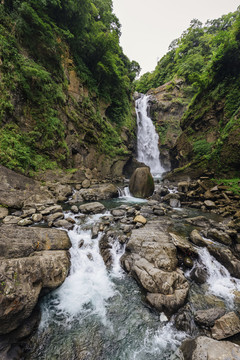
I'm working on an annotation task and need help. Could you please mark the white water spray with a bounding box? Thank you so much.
[198,247,240,307]
[136,94,165,177]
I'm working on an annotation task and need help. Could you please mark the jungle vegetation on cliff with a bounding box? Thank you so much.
[0,0,140,174]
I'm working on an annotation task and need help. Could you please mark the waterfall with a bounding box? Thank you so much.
[136,94,165,177]
[197,247,240,308]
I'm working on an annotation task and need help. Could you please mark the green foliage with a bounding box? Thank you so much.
[193,139,212,160]
[214,178,240,195]
[136,10,239,93]
[0,0,138,174]
[0,124,57,174]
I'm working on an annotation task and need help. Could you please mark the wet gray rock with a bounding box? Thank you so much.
[178,181,189,193]
[121,220,189,313]
[190,264,208,284]
[211,311,240,340]
[194,308,226,327]
[79,202,105,214]
[91,225,99,239]
[180,336,240,360]
[189,229,207,247]
[111,209,126,217]
[207,228,232,246]
[186,216,210,228]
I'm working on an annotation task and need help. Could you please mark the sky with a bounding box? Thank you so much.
[112,0,239,75]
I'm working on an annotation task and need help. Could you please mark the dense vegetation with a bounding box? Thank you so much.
[0,0,139,174]
[136,7,240,177]
[135,11,239,94]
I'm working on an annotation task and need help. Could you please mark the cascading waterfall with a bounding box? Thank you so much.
[136,94,165,177]
[196,247,240,308]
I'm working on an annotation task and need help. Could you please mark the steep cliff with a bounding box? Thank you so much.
[0,0,139,179]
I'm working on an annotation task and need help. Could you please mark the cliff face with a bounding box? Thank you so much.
[0,1,138,179]
[147,80,191,170]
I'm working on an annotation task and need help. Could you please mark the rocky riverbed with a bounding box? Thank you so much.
[1,165,240,359]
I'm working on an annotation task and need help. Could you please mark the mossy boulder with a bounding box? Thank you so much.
[129,167,154,198]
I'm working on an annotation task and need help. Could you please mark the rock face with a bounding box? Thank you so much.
[129,167,154,198]
[0,225,71,335]
[121,220,189,313]
[180,336,240,360]
[211,312,240,340]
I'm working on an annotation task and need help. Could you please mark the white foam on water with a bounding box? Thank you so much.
[131,321,187,360]
[40,213,116,327]
[198,246,240,307]
[110,240,126,279]
[118,186,147,203]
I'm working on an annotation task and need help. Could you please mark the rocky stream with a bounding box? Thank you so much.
[0,95,240,359]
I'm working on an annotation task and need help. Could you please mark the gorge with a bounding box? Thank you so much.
[0,1,240,359]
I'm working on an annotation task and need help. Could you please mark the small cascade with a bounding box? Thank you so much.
[136,94,165,177]
[117,186,147,203]
[197,247,240,308]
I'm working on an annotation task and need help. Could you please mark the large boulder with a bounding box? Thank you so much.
[0,225,71,335]
[121,220,189,313]
[129,167,154,198]
[180,336,240,360]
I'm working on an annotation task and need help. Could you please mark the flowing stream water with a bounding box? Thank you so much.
[23,95,240,358]
[25,207,187,360]
[135,94,165,178]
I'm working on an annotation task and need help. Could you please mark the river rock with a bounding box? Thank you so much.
[207,228,232,246]
[79,202,105,214]
[32,213,43,222]
[82,179,91,188]
[169,233,197,255]
[2,216,21,225]
[17,218,33,226]
[180,336,240,360]
[111,209,126,217]
[71,205,79,214]
[189,229,207,247]
[121,220,189,313]
[133,215,147,225]
[40,205,63,215]
[53,219,74,230]
[178,181,189,193]
[129,167,154,198]
[0,207,8,220]
[186,216,210,228]
[204,200,216,209]
[78,183,118,201]
[211,311,240,340]
[47,212,64,224]
[0,225,71,335]
[194,308,226,327]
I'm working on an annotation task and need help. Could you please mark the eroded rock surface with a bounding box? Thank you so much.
[180,336,240,360]
[0,226,71,335]
[121,220,189,313]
